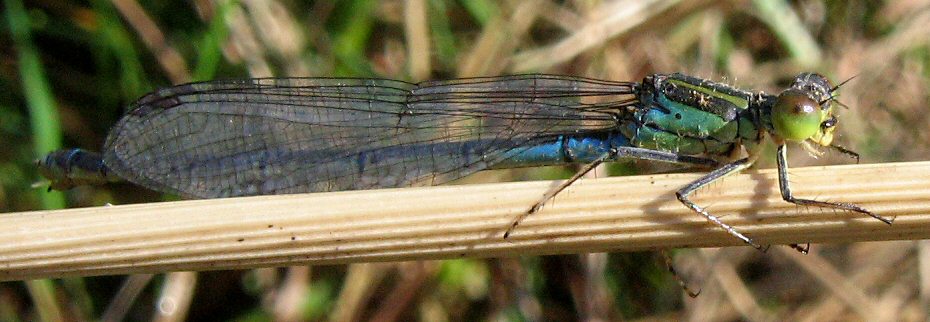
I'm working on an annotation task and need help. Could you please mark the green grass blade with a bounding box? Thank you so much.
[5,0,66,210]
[193,0,237,81]
[752,0,823,68]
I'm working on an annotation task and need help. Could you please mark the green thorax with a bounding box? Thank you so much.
[621,73,776,157]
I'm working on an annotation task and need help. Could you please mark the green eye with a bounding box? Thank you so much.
[772,89,823,141]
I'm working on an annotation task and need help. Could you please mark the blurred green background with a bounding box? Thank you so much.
[1,0,929,321]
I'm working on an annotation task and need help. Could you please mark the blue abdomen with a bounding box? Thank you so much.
[490,133,631,169]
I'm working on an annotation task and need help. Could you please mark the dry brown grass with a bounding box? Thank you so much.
[3,0,930,321]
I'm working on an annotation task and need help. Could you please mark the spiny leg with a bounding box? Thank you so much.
[661,249,701,297]
[676,157,767,250]
[503,147,719,238]
[503,149,613,238]
[775,144,894,224]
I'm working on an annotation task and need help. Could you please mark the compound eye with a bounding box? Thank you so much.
[772,89,824,141]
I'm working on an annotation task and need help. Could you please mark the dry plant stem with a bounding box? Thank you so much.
[100,274,154,322]
[403,0,431,80]
[154,272,196,322]
[792,241,913,322]
[110,0,191,83]
[701,248,774,322]
[510,0,680,72]
[1,161,929,281]
[777,247,876,320]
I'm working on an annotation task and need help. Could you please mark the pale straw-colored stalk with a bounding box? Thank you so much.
[1,161,927,281]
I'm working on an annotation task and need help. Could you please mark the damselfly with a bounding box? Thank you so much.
[37,73,892,249]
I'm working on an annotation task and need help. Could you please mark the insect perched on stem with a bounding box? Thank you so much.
[38,73,892,249]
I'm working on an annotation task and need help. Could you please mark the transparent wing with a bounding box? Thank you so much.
[103,75,637,198]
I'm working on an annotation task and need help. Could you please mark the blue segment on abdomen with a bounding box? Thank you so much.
[490,133,631,169]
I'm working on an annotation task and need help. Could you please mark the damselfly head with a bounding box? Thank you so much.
[771,73,839,147]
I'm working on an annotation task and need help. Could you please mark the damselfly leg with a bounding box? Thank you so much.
[675,157,766,250]
[661,249,701,298]
[504,147,719,238]
[776,144,894,224]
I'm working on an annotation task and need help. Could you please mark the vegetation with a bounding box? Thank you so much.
[1,0,928,320]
